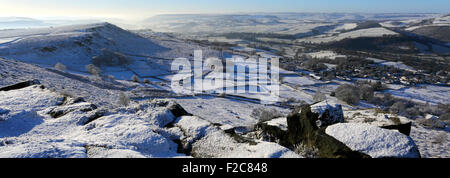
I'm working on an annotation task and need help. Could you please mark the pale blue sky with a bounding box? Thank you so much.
[1,0,449,19]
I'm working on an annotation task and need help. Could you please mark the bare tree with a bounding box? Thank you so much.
[117,93,130,106]
[313,90,327,103]
[54,62,67,71]
[85,64,101,76]
[132,75,139,83]
[334,84,360,105]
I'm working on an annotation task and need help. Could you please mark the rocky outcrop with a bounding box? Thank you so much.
[257,105,369,158]
[0,79,40,91]
[381,122,412,136]
[173,116,217,154]
[192,130,302,158]
[255,103,424,158]
[169,115,302,158]
[287,105,370,158]
[46,102,98,118]
[167,101,192,118]
[310,101,344,127]
[326,123,421,158]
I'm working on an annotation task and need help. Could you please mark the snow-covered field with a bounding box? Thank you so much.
[306,51,346,60]
[330,23,358,33]
[298,27,399,44]
[366,58,417,72]
[386,85,450,105]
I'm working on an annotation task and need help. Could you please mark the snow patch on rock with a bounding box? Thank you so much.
[310,100,344,127]
[174,116,219,144]
[192,130,302,158]
[265,117,288,131]
[326,123,420,158]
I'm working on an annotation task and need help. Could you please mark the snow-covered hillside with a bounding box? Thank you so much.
[298,27,399,44]
[0,23,220,78]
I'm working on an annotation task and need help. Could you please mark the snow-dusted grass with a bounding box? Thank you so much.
[410,126,450,158]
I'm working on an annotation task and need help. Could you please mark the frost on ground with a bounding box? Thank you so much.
[325,123,421,158]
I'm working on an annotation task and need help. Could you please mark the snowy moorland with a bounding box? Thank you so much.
[0,16,449,158]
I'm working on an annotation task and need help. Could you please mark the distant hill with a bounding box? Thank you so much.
[323,36,417,53]
[354,21,382,30]
[0,17,47,29]
[0,23,169,69]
